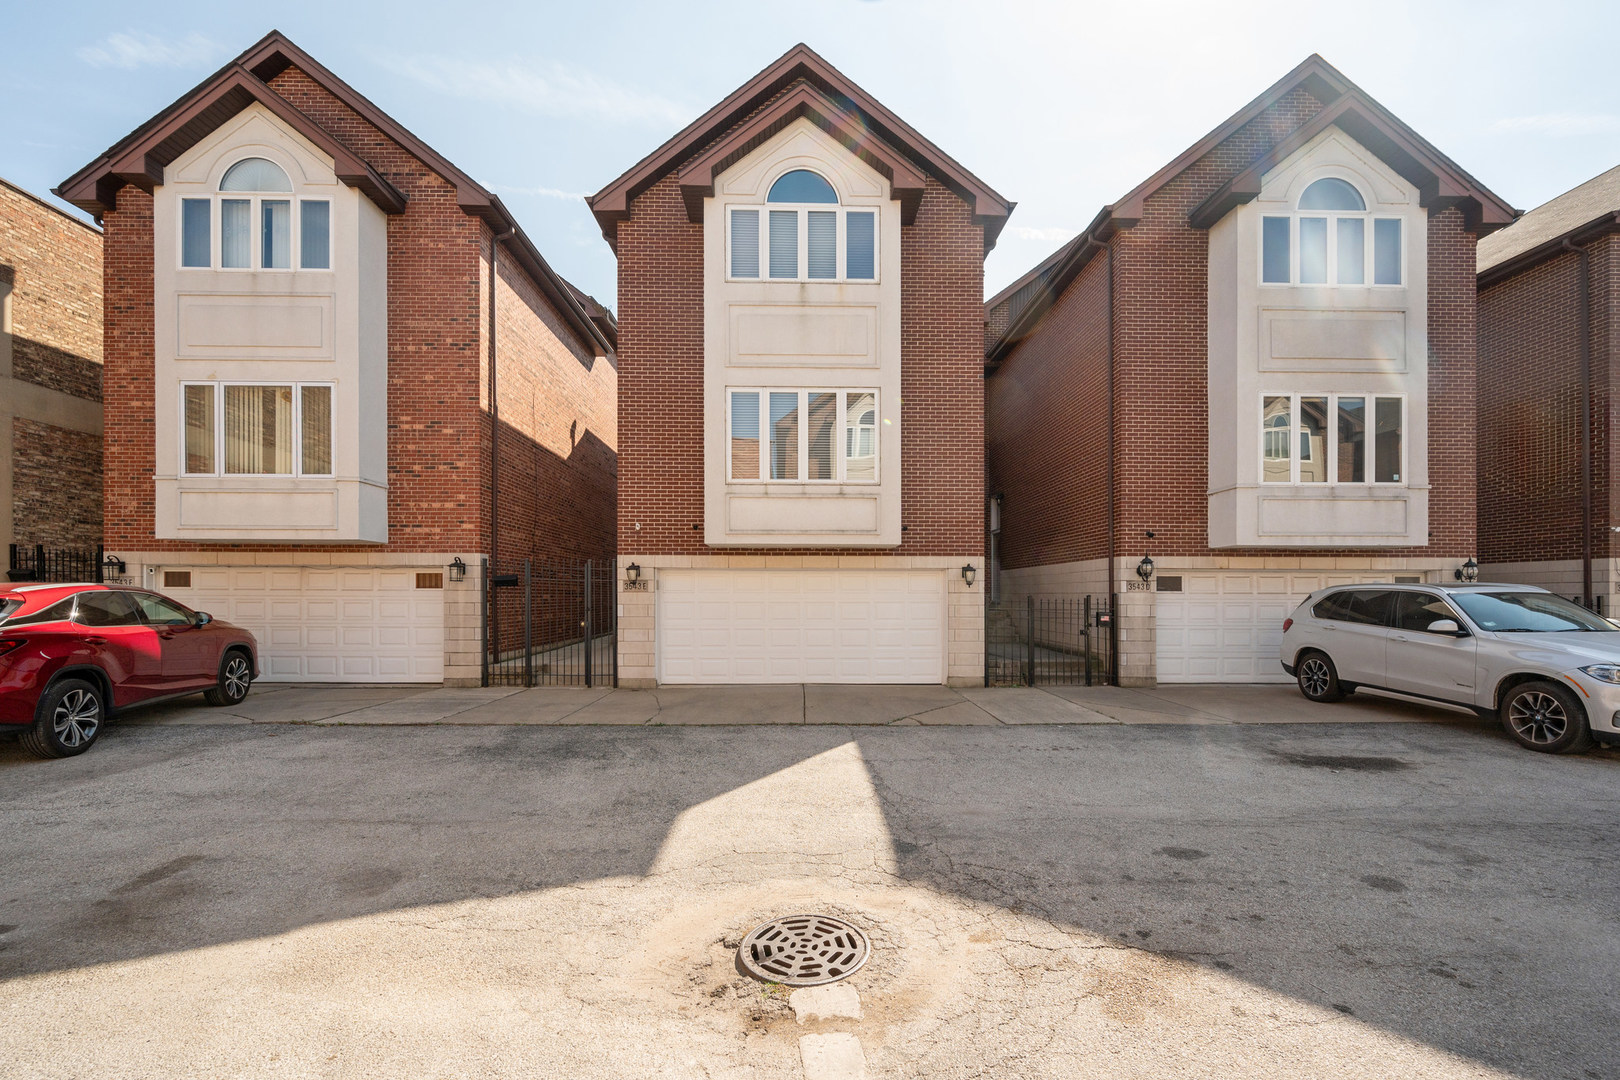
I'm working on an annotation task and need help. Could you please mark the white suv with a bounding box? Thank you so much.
[1279,583,1620,754]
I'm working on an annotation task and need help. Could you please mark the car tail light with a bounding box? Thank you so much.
[1281,618,1294,632]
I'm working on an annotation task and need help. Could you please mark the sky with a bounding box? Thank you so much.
[6,0,1620,309]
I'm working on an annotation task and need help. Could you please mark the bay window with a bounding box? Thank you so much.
[1260,176,1402,286]
[181,382,334,477]
[1261,392,1403,485]
[727,169,878,282]
[728,388,880,483]
[178,156,331,271]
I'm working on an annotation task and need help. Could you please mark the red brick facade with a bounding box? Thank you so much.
[1477,235,1617,566]
[95,63,614,560]
[988,93,1483,570]
[1,179,103,551]
[616,172,985,560]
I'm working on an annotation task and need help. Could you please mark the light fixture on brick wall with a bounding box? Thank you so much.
[448,557,466,583]
[626,563,641,583]
[1454,557,1479,583]
[1136,555,1155,583]
[102,554,126,579]
[961,564,976,587]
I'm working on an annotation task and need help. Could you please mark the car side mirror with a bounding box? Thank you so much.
[1426,619,1463,636]
[194,612,213,626]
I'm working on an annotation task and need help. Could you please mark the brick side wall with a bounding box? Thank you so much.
[1478,236,1611,566]
[11,418,102,548]
[0,182,103,401]
[987,252,1110,569]
[989,90,1480,568]
[100,65,611,558]
[616,175,983,558]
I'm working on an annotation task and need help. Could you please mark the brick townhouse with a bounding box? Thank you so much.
[589,43,1013,686]
[56,30,616,685]
[1477,163,1620,613]
[984,55,1514,685]
[0,178,103,562]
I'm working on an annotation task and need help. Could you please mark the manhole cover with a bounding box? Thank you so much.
[738,914,870,987]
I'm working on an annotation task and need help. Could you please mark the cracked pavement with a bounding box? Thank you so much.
[0,715,1616,1078]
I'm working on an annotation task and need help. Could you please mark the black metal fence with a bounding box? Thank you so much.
[485,559,616,687]
[986,594,1115,687]
[7,544,104,584]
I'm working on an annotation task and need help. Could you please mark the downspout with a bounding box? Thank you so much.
[1562,238,1593,608]
[489,227,514,573]
[1095,234,1117,684]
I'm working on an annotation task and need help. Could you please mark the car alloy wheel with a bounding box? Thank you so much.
[223,655,251,700]
[1299,656,1332,698]
[52,687,101,748]
[1508,691,1568,745]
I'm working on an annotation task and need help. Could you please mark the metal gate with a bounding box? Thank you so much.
[986,595,1115,686]
[484,559,616,687]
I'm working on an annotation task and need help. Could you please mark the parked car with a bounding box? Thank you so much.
[1280,582,1620,754]
[0,583,257,758]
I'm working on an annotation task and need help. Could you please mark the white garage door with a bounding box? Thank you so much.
[162,565,444,682]
[658,569,945,684]
[1155,571,1397,683]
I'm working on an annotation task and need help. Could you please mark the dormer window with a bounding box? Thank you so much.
[180,156,330,271]
[728,168,877,282]
[1260,176,1401,287]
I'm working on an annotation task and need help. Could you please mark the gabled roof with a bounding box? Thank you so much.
[56,30,614,357]
[587,43,1013,252]
[984,54,1516,367]
[1477,162,1620,286]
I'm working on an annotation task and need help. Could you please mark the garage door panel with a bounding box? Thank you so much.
[162,565,443,683]
[1157,573,1302,684]
[659,569,943,684]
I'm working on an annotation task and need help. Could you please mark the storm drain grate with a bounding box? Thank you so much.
[738,914,870,987]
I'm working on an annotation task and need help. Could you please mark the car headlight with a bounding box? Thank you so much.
[1579,664,1620,684]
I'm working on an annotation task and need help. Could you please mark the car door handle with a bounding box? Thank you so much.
[1390,633,1410,642]
[82,636,107,645]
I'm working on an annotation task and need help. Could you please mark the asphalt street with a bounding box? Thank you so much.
[1,716,1615,1078]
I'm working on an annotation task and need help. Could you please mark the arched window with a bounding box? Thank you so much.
[220,157,292,192]
[729,168,876,282]
[767,169,838,203]
[179,156,330,272]
[1260,174,1402,287]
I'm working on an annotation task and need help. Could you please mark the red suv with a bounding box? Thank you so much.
[0,583,258,758]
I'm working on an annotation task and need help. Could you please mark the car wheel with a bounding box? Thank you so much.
[19,678,106,759]
[1500,680,1593,754]
[204,650,252,707]
[1296,651,1345,703]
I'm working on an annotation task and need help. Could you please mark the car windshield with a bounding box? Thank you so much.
[1450,591,1613,633]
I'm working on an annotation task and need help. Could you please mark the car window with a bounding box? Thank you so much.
[1450,591,1613,633]
[131,593,195,627]
[3,597,77,627]
[73,591,143,628]
[1393,592,1462,633]
[1312,589,1395,626]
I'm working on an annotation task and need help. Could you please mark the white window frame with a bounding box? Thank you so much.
[1257,176,1404,288]
[726,204,879,283]
[1257,392,1406,487]
[176,184,332,273]
[726,387,880,484]
[179,380,336,478]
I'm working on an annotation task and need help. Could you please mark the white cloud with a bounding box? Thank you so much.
[77,31,224,70]
[1490,113,1620,137]
[1007,225,1077,244]
[373,53,691,128]
[493,184,588,200]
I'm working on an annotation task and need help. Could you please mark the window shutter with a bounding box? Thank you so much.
[730,209,759,278]
[769,210,798,279]
[846,212,875,279]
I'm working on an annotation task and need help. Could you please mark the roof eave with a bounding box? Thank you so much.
[1478,211,1620,288]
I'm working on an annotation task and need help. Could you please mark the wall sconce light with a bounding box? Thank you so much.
[102,554,127,578]
[961,564,977,587]
[626,563,641,583]
[1136,555,1155,583]
[1454,557,1479,583]
[448,557,466,583]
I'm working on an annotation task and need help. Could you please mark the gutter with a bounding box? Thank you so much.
[1561,238,1595,610]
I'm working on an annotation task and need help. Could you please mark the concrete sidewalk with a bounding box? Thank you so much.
[121,680,1485,729]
